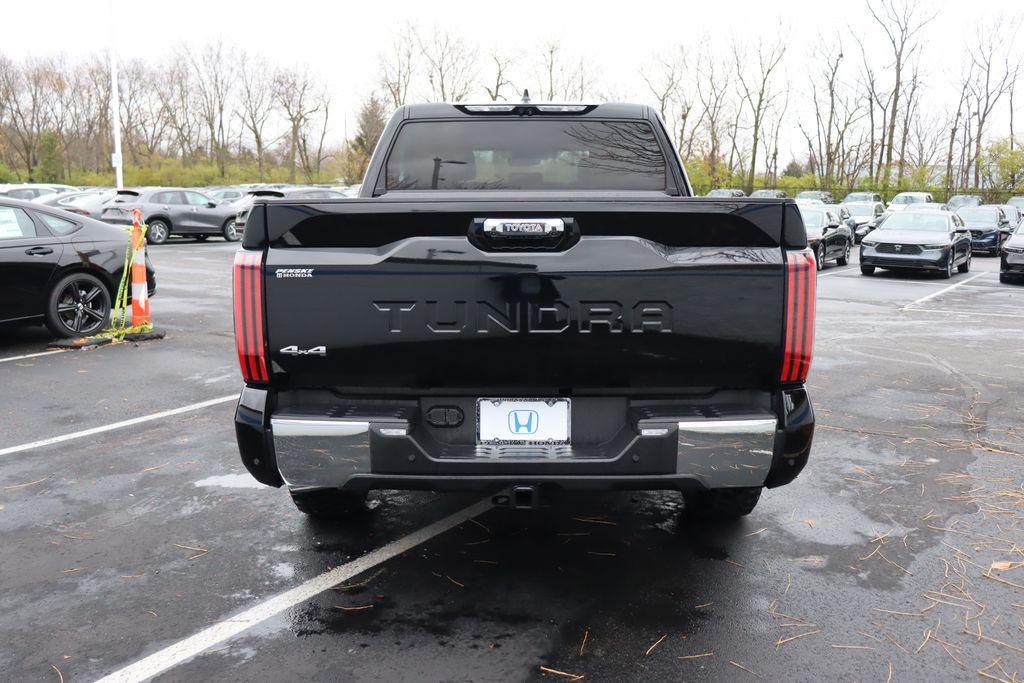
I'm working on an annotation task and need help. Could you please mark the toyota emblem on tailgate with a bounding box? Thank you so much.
[483,218,564,237]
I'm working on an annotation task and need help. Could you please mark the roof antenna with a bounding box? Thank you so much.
[521,89,531,104]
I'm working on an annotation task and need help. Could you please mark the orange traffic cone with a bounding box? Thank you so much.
[130,208,150,327]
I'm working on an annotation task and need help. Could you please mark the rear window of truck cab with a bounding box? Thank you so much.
[384,120,668,192]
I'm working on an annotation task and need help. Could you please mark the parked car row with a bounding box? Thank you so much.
[793,199,1024,284]
[0,182,361,245]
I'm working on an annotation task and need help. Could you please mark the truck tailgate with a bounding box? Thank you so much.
[258,198,792,393]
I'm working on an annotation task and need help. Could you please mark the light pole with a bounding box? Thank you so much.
[108,0,124,189]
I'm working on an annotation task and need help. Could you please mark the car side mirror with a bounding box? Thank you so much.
[207,201,218,208]
[827,221,840,229]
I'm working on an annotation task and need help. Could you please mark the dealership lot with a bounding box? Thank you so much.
[2,243,1023,681]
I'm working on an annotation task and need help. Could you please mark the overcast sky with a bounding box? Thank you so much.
[5,0,1022,160]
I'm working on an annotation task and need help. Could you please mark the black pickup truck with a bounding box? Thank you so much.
[233,101,816,520]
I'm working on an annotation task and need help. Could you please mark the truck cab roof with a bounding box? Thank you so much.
[401,102,649,120]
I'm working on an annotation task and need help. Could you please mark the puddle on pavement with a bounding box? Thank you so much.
[194,474,264,489]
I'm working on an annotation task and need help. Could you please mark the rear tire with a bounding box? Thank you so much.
[45,272,111,338]
[860,265,875,276]
[815,244,825,270]
[222,218,240,242]
[146,219,169,245]
[683,487,762,520]
[289,489,366,518]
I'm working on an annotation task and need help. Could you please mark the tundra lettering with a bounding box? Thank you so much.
[370,300,673,334]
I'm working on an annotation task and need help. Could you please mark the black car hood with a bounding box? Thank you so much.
[869,229,952,245]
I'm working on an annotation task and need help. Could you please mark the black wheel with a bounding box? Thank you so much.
[860,265,875,276]
[195,235,209,242]
[147,219,169,245]
[289,489,366,518]
[222,218,240,242]
[683,487,762,520]
[958,251,971,273]
[837,240,850,266]
[815,243,825,270]
[45,273,111,338]
[940,254,954,279]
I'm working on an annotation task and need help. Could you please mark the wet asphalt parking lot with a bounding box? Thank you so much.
[2,241,1024,682]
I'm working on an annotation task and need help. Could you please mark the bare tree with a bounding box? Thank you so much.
[418,28,476,102]
[380,24,416,109]
[966,18,1020,187]
[187,40,238,177]
[734,38,786,193]
[237,53,275,180]
[484,51,515,101]
[273,67,326,182]
[0,56,53,178]
[640,46,698,158]
[866,0,938,189]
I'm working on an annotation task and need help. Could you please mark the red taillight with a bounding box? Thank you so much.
[781,249,816,383]
[233,250,268,383]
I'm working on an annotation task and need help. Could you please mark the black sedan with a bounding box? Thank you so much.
[100,188,241,244]
[0,197,155,338]
[860,210,971,279]
[1001,223,1024,284]
[798,205,853,270]
[956,206,1011,255]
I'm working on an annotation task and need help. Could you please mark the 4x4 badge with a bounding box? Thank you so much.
[280,345,326,356]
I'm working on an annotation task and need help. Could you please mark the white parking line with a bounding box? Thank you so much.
[0,395,236,457]
[901,272,988,310]
[817,267,855,277]
[94,498,494,683]
[0,349,67,364]
[905,308,1024,319]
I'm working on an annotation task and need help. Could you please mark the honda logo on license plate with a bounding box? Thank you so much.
[508,410,539,434]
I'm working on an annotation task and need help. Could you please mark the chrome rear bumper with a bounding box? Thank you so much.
[270,413,779,491]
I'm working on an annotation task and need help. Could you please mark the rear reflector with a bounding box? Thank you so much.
[233,250,268,383]
[781,249,816,383]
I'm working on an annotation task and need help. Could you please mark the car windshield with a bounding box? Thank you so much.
[956,208,999,223]
[879,212,949,231]
[799,209,825,228]
[385,119,668,191]
[846,204,875,217]
[845,193,872,202]
[795,191,821,199]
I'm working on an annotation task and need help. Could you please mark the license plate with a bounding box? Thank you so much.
[476,398,570,444]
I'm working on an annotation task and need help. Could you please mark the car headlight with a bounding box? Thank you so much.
[922,243,951,249]
[861,238,878,246]
[1004,245,1024,254]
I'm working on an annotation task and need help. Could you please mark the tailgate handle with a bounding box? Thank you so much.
[471,217,578,252]
[483,218,564,238]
